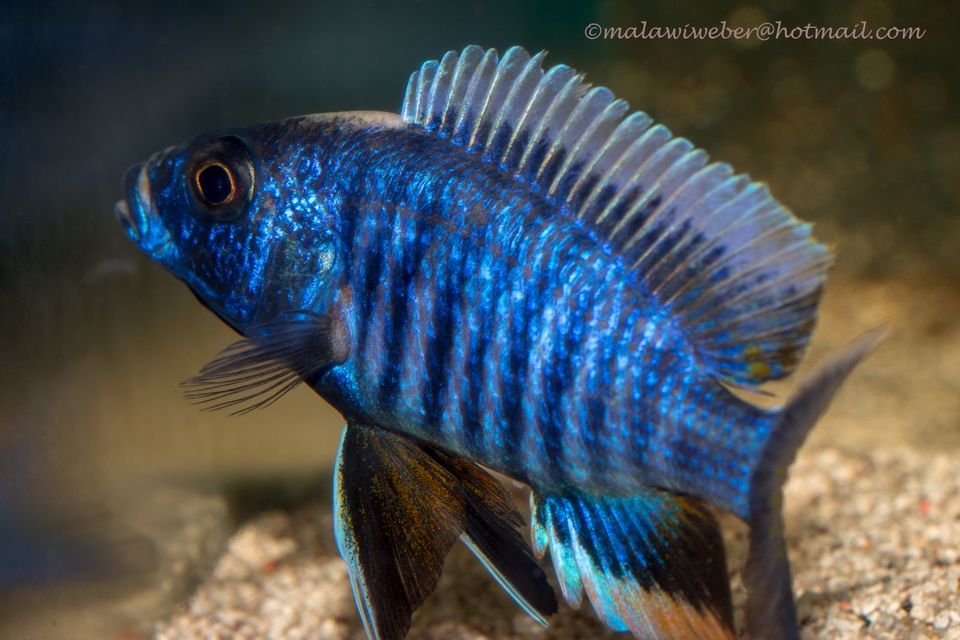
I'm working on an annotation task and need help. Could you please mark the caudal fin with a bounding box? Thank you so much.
[531,488,736,639]
[744,327,888,639]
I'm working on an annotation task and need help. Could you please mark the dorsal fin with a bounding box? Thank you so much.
[402,45,832,387]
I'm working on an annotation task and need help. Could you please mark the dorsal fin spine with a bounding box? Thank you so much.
[512,65,575,168]
[528,74,589,184]
[444,46,486,134]
[426,51,457,130]
[451,47,496,143]
[463,51,500,149]
[411,62,427,122]
[519,71,584,178]
[591,125,673,229]
[622,148,711,256]
[608,142,698,250]
[628,159,728,275]
[414,60,439,124]
[566,112,652,219]
[467,47,524,150]
[537,87,608,193]
[500,62,567,168]
[643,170,745,297]
[440,47,474,133]
[482,51,543,161]
[401,72,417,121]
[546,92,625,199]
[541,87,597,186]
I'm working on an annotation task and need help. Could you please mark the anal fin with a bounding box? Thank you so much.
[531,488,735,639]
[333,424,556,639]
[426,446,558,625]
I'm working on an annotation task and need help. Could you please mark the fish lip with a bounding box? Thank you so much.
[117,161,173,259]
[117,162,146,242]
[114,199,136,241]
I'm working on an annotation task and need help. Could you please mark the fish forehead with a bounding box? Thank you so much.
[246,111,406,153]
[302,110,405,128]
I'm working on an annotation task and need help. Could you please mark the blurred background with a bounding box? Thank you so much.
[1,0,957,638]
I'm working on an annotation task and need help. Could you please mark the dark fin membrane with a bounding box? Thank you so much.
[531,489,735,639]
[426,446,558,624]
[744,327,888,639]
[403,46,832,388]
[180,313,350,415]
[334,425,464,640]
[333,424,557,639]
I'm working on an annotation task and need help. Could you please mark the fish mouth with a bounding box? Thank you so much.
[115,161,162,253]
[114,198,136,241]
[116,162,145,241]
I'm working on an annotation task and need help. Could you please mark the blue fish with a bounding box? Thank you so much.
[117,45,884,639]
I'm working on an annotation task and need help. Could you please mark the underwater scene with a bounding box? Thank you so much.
[2,1,958,638]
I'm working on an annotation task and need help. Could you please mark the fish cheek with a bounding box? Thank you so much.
[256,225,345,321]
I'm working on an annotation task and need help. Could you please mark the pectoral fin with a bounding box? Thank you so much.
[180,309,351,415]
[333,424,556,640]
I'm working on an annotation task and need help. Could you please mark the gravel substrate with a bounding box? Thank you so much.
[152,447,960,639]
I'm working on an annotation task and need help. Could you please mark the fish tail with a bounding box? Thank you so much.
[530,488,736,639]
[744,326,888,639]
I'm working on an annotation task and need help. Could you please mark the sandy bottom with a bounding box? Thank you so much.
[147,449,960,639]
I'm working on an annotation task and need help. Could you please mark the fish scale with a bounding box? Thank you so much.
[312,124,770,510]
[119,45,885,640]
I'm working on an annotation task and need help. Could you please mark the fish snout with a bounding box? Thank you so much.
[116,163,148,243]
[114,199,135,240]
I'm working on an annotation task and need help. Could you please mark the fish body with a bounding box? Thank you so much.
[256,118,769,515]
[118,46,882,640]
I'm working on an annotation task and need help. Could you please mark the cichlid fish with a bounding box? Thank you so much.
[117,45,884,639]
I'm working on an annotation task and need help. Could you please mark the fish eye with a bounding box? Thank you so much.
[186,135,255,219]
[194,161,236,206]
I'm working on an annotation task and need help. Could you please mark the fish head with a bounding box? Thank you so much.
[115,114,397,331]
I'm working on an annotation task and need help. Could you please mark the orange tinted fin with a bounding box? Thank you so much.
[531,488,735,639]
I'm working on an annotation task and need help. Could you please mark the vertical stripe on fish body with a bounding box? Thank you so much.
[304,120,773,517]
